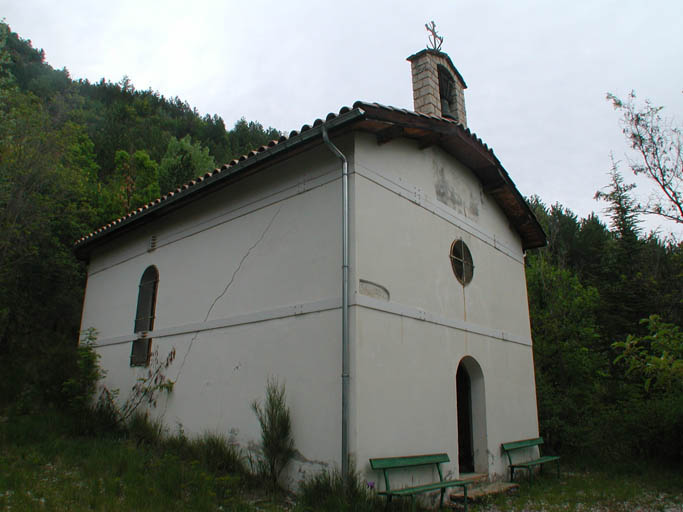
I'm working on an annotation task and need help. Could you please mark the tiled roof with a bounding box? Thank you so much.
[74,104,363,252]
[74,101,545,256]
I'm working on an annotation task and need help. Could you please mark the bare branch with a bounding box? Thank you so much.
[607,92,683,225]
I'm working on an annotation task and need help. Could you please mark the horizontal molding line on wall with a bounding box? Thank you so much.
[90,297,342,347]
[354,163,524,264]
[88,166,342,276]
[91,295,530,349]
[355,295,532,347]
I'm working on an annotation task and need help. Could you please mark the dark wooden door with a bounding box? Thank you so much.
[457,364,474,473]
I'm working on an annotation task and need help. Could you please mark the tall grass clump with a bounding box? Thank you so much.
[155,427,246,503]
[126,414,246,477]
[251,377,295,490]
[296,467,379,512]
[189,432,246,475]
[127,410,165,446]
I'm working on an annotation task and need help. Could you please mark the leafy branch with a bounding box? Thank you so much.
[613,315,683,393]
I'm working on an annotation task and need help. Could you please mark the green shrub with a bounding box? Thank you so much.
[613,315,683,394]
[251,377,295,490]
[60,328,104,414]
[599,393,683,461]
[58,328,126,435]
[296,466,379,511]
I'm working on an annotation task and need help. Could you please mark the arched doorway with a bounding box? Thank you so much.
[456,363,474,472]
[456,356,487,474]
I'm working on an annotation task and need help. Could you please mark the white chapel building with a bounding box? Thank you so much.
[76,47,546,487]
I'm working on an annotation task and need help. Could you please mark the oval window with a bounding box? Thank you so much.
[450,240,474,285]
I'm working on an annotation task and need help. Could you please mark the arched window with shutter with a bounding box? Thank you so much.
[130,265,159,366]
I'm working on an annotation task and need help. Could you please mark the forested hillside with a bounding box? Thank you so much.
[527,194,681,460]
[1,22,680,463]
[0,23,279,407]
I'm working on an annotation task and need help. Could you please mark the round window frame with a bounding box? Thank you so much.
[450,239,474,286]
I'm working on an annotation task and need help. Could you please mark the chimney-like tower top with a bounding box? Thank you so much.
[407,49,467,128]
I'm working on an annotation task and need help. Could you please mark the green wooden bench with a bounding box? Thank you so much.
[369,453,471,511]
[501,437,560,482]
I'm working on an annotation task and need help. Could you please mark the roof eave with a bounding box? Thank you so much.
[74,107,368,260]
[353,102,546,250]
[75,101,546,259]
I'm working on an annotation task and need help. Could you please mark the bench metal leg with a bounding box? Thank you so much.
[410,495,415,512]
[463,484,468,512]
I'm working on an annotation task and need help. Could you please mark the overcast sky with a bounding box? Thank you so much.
[3,0,682,237]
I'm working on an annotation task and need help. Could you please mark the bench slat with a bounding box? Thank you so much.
[511,455,560,468]
[501,437,544,452]
[379,479,470,496]
[369,453,450,469]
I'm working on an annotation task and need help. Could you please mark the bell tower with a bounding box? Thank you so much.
[407,49,468,127]
[407,23,468,127]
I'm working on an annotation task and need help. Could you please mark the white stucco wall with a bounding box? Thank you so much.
[80,137,355,485]
[79,129,540,490]
[351,133,539,484]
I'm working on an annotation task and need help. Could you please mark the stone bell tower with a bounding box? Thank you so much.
[406,48,468,128]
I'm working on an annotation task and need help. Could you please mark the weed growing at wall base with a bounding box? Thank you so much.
[251,377,296,491]
[295,466,381,512]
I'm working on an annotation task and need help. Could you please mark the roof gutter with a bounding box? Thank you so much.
[322,125,350,482]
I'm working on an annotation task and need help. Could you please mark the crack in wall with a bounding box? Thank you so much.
[171,205,282,388]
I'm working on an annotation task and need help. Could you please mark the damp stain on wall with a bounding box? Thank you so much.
[434,162,482,219]
[435,164,463,212]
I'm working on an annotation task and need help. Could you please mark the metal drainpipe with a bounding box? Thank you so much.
[321,125,350,481]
